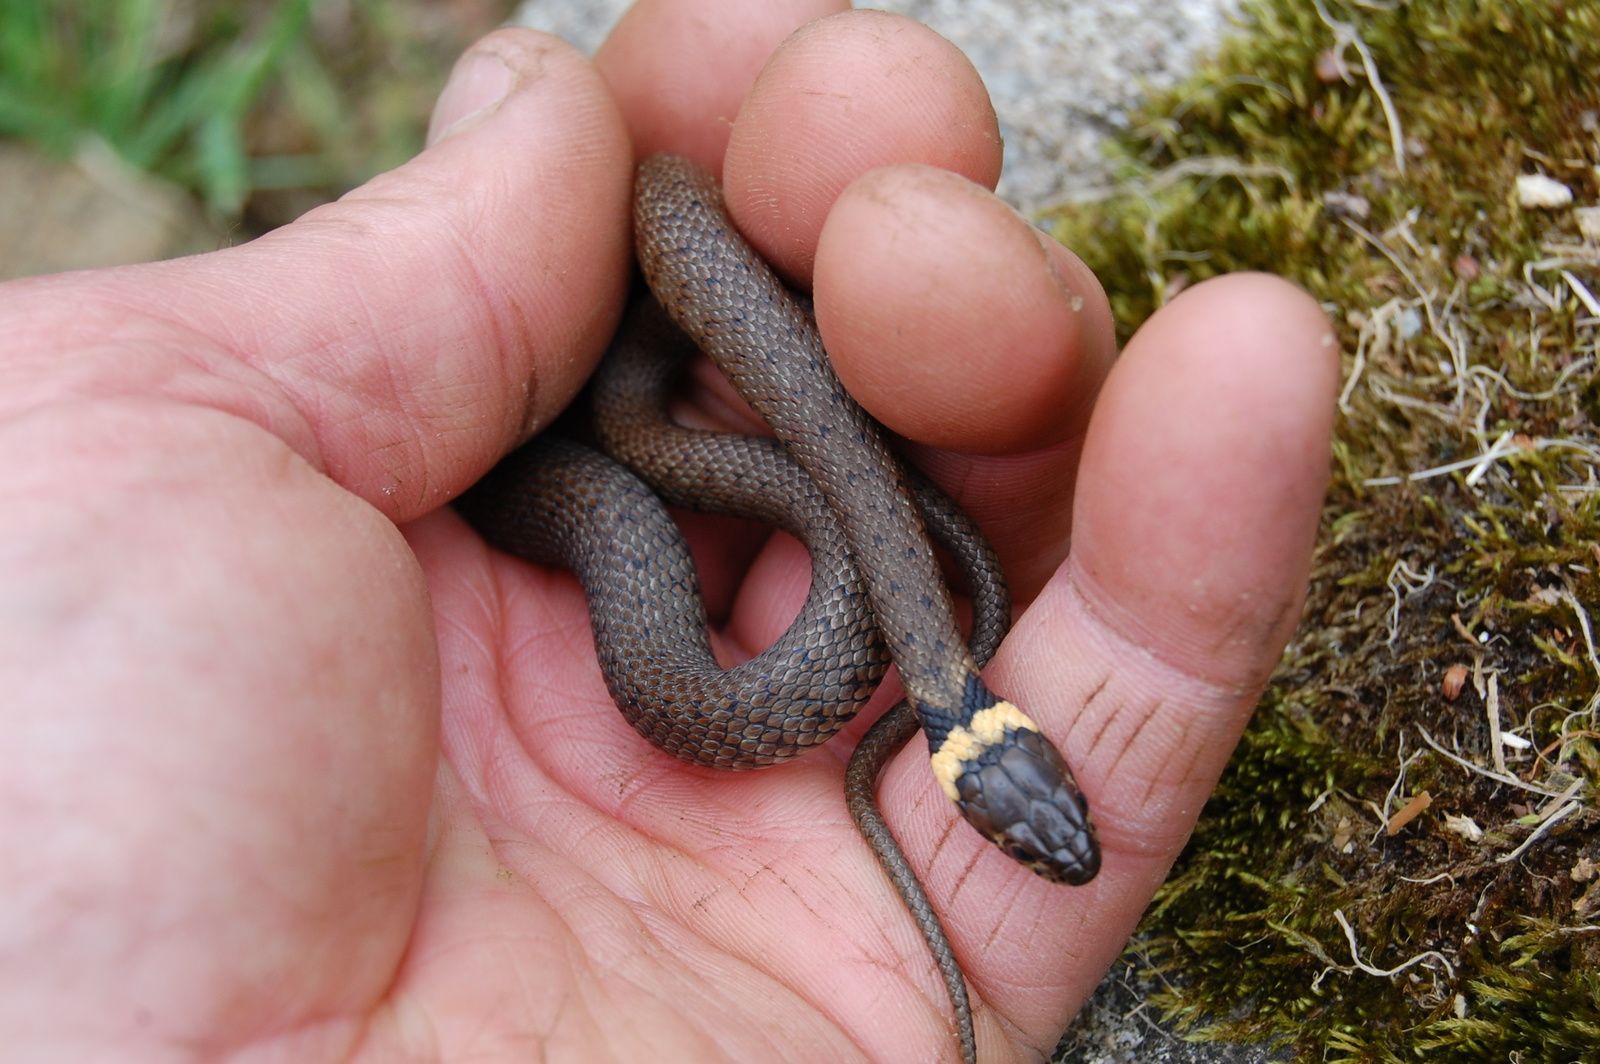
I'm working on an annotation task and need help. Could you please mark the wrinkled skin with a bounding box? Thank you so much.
[0,2,1338,1060]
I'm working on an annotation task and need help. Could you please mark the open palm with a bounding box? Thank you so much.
[1,4,1336,1061]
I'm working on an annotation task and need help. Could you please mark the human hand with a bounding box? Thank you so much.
[0,1,1337,1060]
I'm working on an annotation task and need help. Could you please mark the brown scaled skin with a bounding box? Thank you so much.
[459,154,1102,1064]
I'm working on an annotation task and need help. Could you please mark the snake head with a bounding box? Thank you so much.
[927,680,1101,885]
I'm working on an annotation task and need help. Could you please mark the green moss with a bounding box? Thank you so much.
[1048,0,1600,1057]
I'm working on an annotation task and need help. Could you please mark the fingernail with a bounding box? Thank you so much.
[427,49,514,145]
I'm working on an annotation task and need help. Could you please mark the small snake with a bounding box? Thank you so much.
[460,154,1100,1062]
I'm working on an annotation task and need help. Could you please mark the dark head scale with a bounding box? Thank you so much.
[927,674,1100,884]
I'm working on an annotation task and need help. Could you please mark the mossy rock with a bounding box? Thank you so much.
[1047,1,1600,1059]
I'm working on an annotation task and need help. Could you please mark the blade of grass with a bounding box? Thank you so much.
[193,110,247,214]
[91,0,167,138]
[123,0,310,193]
[0,0,53,89]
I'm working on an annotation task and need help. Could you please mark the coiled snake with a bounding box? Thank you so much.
[459,155,1100,1062]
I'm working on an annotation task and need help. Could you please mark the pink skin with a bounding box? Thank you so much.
[0,5,1337,1062]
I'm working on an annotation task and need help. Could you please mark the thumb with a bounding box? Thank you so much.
[0,28,633,522]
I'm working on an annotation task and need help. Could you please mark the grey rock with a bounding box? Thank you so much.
[513,0,1239,213]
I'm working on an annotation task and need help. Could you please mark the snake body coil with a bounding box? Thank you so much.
[460,155,1100,1063]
